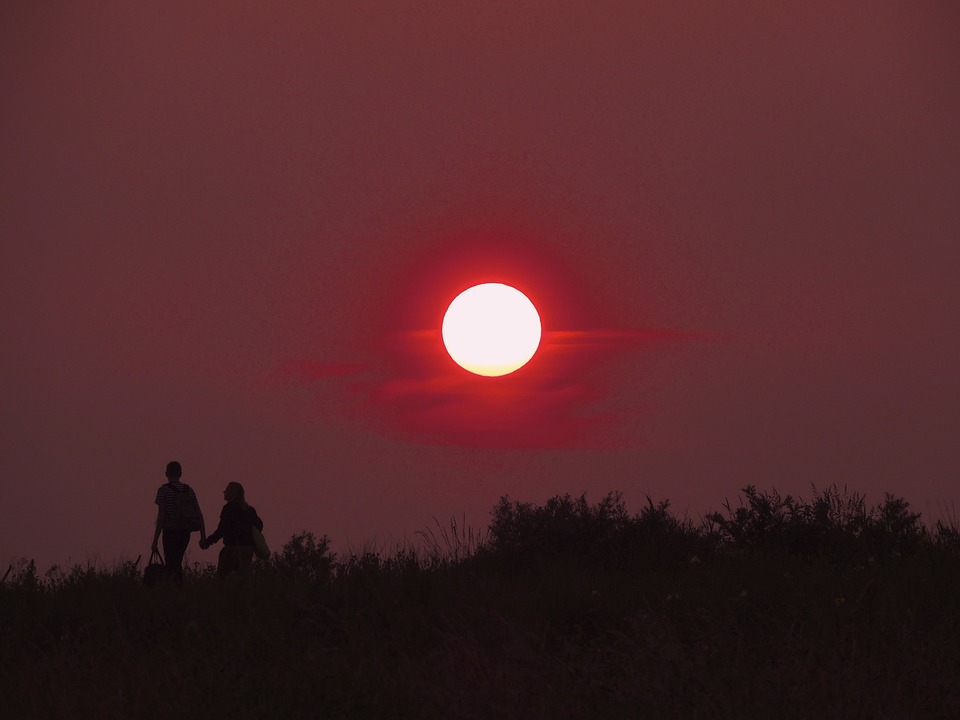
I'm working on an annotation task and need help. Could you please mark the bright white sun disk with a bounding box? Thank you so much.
[442,283,541,377]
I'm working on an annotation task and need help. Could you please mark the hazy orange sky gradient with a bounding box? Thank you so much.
[2,2,958,571]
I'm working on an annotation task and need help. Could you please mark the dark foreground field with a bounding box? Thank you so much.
[3,487,959,719]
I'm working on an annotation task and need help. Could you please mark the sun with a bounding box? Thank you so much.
[442,283,542,377]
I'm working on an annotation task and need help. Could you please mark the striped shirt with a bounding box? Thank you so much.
[155,481,200,530]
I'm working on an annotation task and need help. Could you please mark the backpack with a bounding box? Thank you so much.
[170,484,203,533]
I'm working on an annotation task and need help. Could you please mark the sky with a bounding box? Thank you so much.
[2,2,958,572]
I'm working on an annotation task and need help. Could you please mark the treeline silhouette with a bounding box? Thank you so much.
[487,484,959,565]
[3,485,959,718]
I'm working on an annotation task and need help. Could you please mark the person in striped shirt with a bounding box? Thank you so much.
[151,461,206,585]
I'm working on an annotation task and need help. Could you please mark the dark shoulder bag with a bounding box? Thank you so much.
[143,549,166,587]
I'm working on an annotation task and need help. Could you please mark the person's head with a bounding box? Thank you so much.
[223,481,246,506]
[165,461,182,482]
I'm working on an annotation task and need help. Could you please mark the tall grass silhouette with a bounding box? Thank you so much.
[2,485,958,718]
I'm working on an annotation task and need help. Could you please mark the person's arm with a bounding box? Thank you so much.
[205,508,226,546]
[251,506,264,533]
[192,491,207,543]
[151,505,164,552]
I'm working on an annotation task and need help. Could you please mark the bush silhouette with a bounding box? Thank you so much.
[487,491,706,567]
[484,485,948,566]
[705,484,930,558]
[489,492,629,560]
[272,531,335,583]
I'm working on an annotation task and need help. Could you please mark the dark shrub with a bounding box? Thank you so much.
[488,492,705,567]
[488,492,629,561]
[272,531,335,583]
[861,493,928,556]
[706,485,930,559]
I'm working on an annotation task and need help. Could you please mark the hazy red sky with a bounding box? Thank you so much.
[3,2,958,570]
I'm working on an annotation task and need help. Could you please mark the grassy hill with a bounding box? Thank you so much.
[3,486,959,719]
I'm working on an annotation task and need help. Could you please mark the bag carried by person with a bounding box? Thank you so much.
[251,525,270,561]
[143,549,166,587]
[171,485,203,533]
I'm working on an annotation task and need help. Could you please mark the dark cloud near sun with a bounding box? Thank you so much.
[275,327,702,449]
[376,327,705,448]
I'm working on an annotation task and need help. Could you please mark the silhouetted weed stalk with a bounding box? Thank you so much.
[416,513,488,566]
[3,485,959,719]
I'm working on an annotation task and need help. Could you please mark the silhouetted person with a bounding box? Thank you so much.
[151,461,206,586]
[200,482,263,575]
